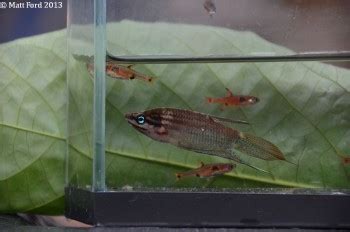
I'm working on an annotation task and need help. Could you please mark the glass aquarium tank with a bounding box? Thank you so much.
[66,0,350,227]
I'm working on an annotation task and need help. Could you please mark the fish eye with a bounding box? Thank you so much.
[136,115,145,125]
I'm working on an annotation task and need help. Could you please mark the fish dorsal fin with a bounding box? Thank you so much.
[225,88,233,97]
[210,115,249,125]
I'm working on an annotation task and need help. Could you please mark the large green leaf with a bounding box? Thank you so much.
[0,32,66,214]
[1,21,350,214]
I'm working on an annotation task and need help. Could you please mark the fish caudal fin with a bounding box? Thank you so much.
[235,133,285,161]
[146,76,154,83]
[136,74,154,84]
[175,173,182,180]
[206,97,213,103]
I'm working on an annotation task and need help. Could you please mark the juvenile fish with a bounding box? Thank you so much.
[73,54,154,83]
[125,108,287,173]
[176,162,235,180]
[206,88,259,109]
[87,61,154,83]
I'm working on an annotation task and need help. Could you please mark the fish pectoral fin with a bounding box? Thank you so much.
[210,115,249,125]
[200,161,205,167]
[156,126,168,135]
[127,64,134,69]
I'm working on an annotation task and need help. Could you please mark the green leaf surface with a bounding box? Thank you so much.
[0,31,67,214]
[1,21,350,214]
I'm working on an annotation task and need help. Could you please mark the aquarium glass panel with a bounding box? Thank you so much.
[67,0,350,193]
[66,0,95,188]
[102,1,350,191]
[104,59,350,190]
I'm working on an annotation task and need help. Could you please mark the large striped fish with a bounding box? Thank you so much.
[125,108,288,174]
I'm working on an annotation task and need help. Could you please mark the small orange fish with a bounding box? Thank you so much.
[206,88,259,109]
[176,162,235,180]
[87,61,154,83]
